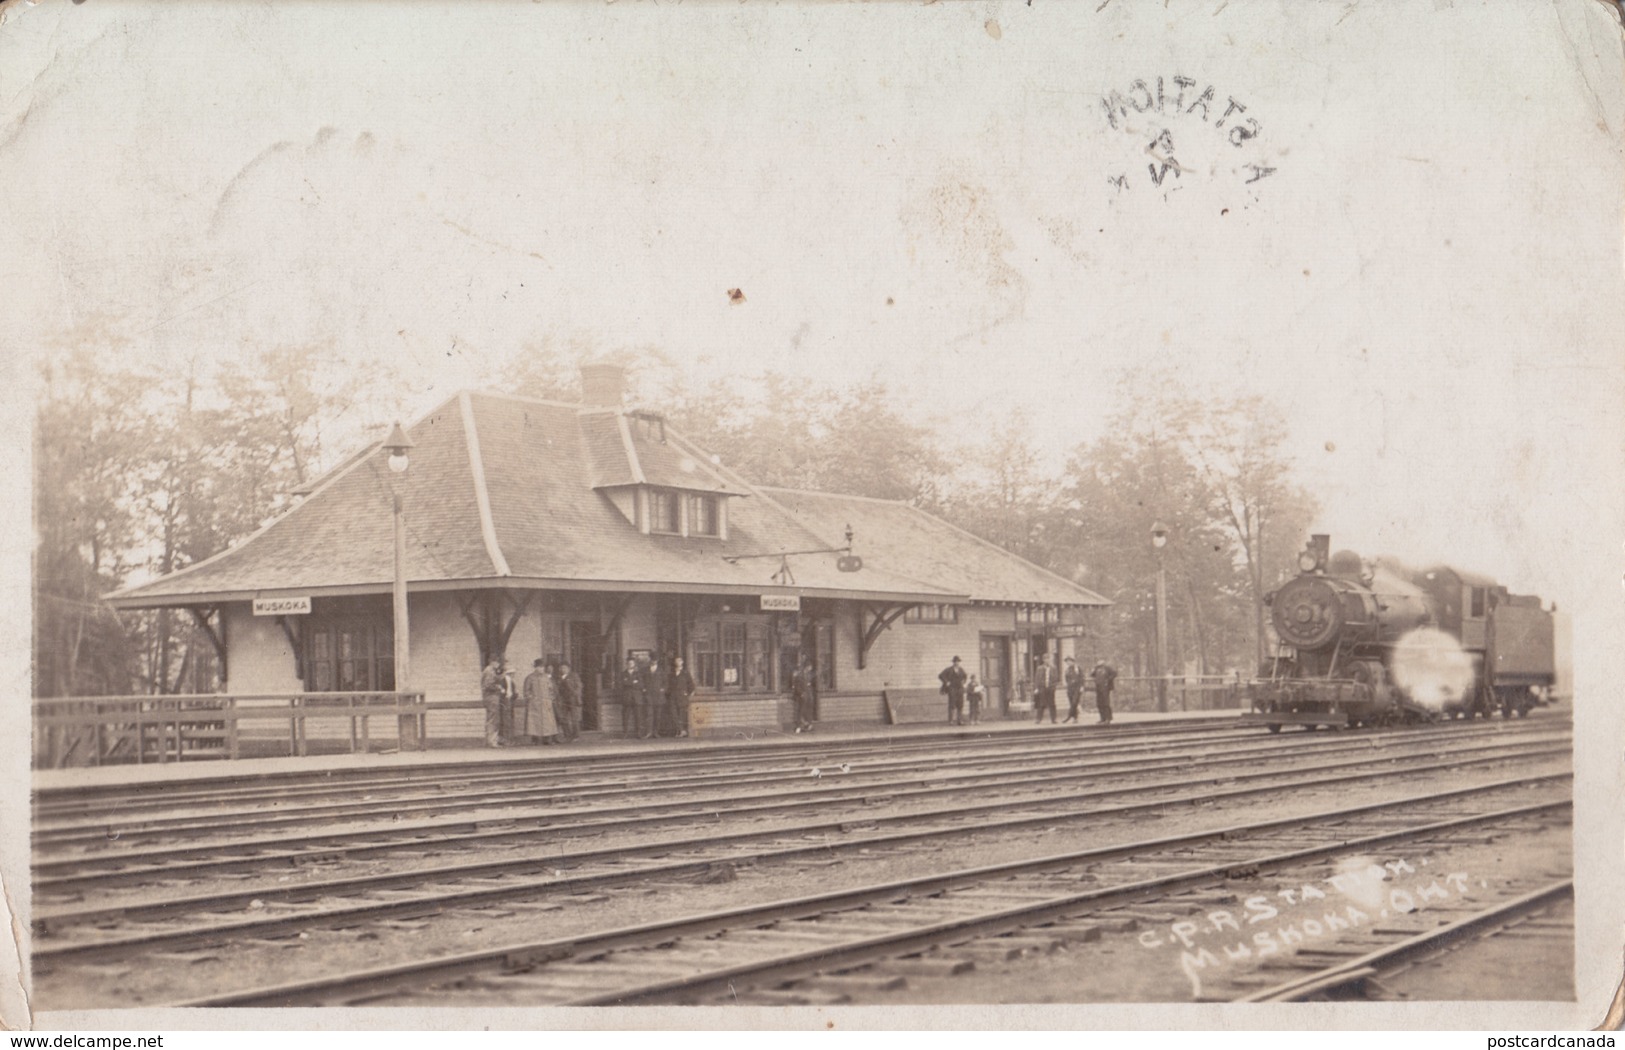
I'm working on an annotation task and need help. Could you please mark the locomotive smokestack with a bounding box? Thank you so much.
[1301,534,1330,573]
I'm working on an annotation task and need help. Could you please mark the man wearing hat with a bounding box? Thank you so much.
[1091,658,1118,724]
[1033,652,1058,724]
[1062,656,1085,723]
[938,655,969,726]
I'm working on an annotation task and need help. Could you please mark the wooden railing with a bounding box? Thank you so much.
[33,692,432,769]
[1109,674,1246,712]
[1004,674,1246,713]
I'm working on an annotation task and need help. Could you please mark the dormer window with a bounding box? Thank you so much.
[689,494,719,537]
[649,489,680,534]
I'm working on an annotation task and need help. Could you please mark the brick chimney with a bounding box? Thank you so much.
[579,361,626,408]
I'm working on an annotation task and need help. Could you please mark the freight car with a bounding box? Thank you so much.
[1242,535,1556,732]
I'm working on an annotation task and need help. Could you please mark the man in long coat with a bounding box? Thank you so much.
[522,658,561,744]
[938,655,968,725]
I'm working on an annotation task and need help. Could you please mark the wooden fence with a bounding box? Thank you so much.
[33,692,444,768]
[1110,674,1246,712]
[1005,673,1246,713]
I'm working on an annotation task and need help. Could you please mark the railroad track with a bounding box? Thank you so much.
[1237,881,1574,1002]
[33,727,1570,897]
[33,717,1567,862]
[35,714,1562,839]
[33,712,1573,1009]
[157,779,1571,1007]
[33,716,1252,818]
[32,756,1569,977]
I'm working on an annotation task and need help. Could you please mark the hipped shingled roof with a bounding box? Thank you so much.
[108,390,1108,611]
[762,488,1109,608]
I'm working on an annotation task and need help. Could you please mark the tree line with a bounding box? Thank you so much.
[33,340,1315,697]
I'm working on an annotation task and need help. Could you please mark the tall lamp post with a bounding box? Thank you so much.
[1150,520,1169,713]
[383,423,415,707]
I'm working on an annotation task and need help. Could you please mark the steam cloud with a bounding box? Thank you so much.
[1389,627,1475,711]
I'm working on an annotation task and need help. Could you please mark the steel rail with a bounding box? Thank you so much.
[31,717,1415,837]
[33,715,1256,810]
[29,725,1296,839]
[33,767,1571,963]
[1237,880,1575,1002]
[38,710,1560,817]
[170,796,1573,1008]
[26,728,1343,841]
[33,736,1572,899]
[32,724,1571,872]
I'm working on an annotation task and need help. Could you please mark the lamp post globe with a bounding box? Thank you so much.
[384,421,415,474]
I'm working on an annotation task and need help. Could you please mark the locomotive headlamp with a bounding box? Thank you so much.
[383,422,415,474]
[1150,521,1168,549]
[1299,550,1319,572]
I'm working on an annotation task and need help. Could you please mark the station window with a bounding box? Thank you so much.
[649,489,680,534]
[692,621,718,688]
[905,604,959,624]
[306,619,394,692]
[690,618,783,692]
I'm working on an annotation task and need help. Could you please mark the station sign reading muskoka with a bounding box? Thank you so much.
[253,596,312,616]
[760,595,801,612]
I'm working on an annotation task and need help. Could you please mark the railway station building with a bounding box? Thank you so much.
[107,365,1109,741]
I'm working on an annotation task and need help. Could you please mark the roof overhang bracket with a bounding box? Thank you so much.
[460,590,535,667]
[276,615,306,682]
[599,593,637,645]
[859,602,914,670]
[497,591,533,660]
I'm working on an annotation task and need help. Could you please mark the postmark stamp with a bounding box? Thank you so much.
[1100,76,1276,195]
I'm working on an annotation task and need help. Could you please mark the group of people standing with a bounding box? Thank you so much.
[1033,652,1116,724]
[617,655,697,739]
[480,657,583,748]
[940,652,1117,726]
[935,655,987,725]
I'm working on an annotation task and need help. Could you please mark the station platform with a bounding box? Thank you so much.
[32,708,1244,793]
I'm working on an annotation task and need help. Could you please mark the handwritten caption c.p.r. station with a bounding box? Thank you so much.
[1134,856,1474,999]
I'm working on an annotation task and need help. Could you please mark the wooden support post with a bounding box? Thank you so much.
[189,606,229,686]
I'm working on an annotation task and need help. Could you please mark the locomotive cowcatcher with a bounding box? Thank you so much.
[1242,535,1557,732]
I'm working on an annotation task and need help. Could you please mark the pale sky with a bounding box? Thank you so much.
[3,0,1622,607]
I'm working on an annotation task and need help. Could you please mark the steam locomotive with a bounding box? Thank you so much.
[1242,535,1557,732]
